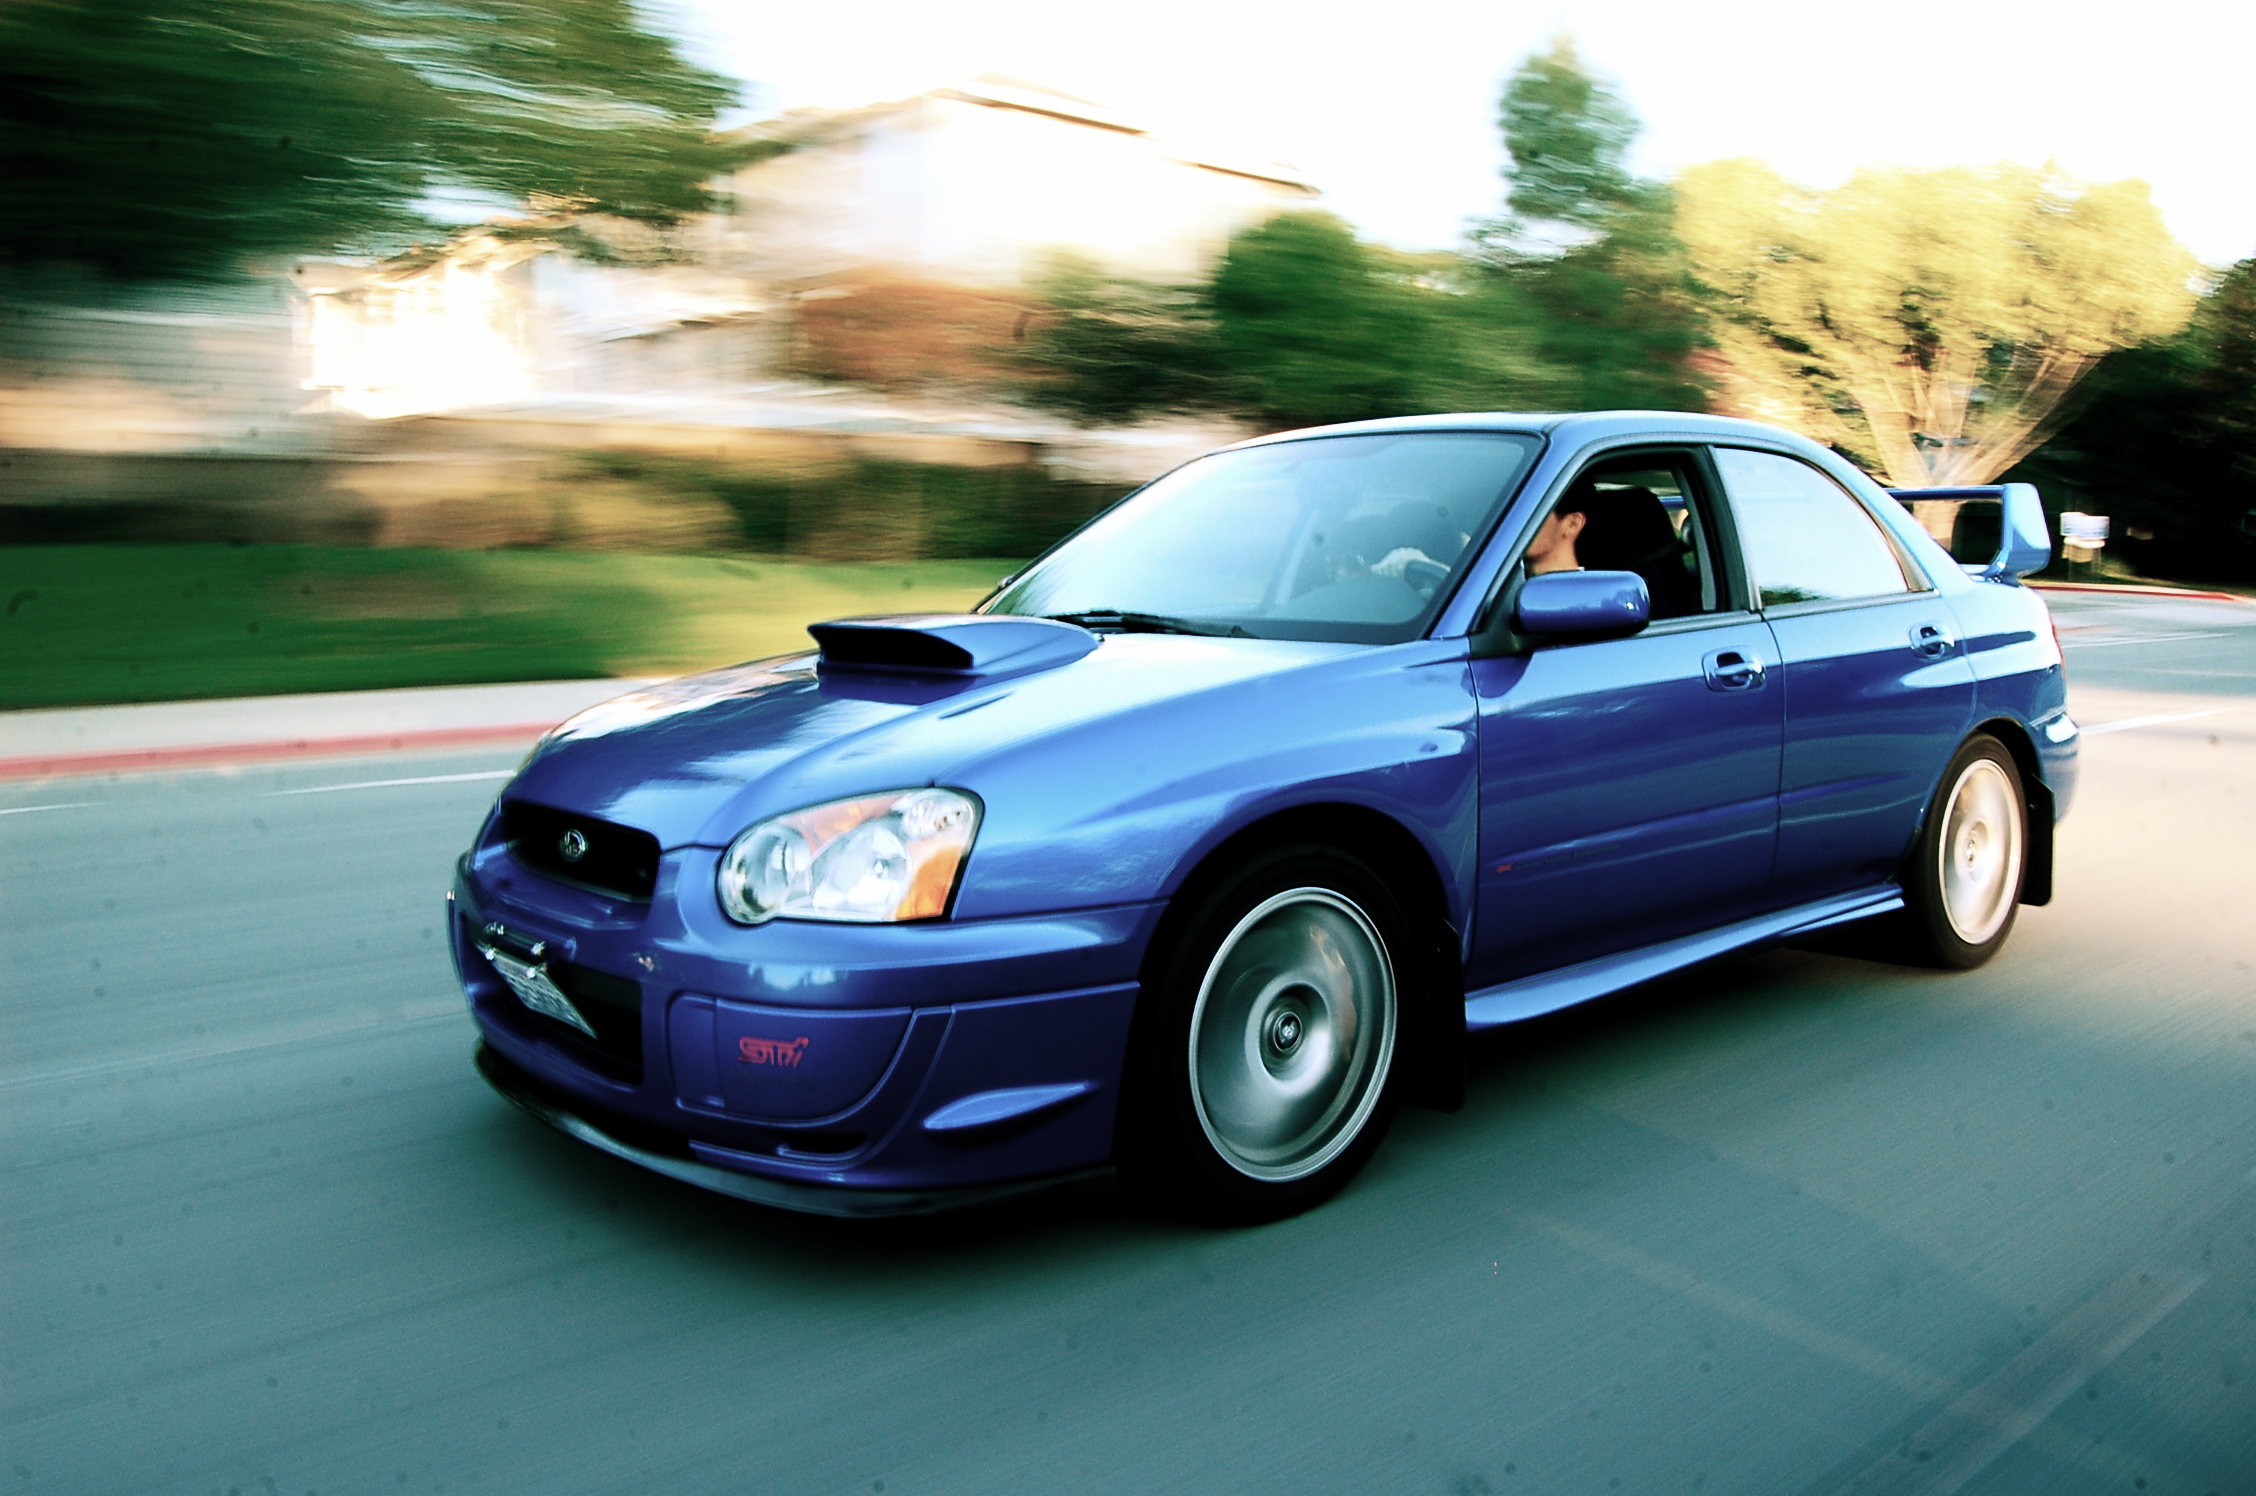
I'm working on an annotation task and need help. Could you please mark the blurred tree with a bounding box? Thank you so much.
[1413,260,1577,414]
[1016,236,1565,429]
[0,0,740,280]
[1008,41,1701,430]
[1676,159,2199,486]
[1494,35,1638,235]
[1510,199,1709,412]
[1470,38,1708,413]
[1014,255,1232,425]
[2004,257,2256,579]
[2206,257,2256,477]
[1208,212,1444,429]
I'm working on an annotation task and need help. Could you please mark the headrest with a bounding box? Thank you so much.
[1577,486,1682,571]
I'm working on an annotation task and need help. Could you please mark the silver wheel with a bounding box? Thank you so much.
[1937,758,2023,945]
[1186,887,1397,1183]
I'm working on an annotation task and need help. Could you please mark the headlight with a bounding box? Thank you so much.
[716,788,981,925]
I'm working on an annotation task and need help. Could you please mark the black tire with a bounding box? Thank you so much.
[1897,735,2028,969]
[1121,844,1406,1223]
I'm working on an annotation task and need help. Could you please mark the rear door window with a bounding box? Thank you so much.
[1712,447,1916,608]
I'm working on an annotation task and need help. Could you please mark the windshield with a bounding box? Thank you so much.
[984,431,1542,643]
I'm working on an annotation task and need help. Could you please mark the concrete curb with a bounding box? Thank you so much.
[2028,580,2254,604]
[0,720,556,784]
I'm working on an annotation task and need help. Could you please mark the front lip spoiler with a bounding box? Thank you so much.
[474,1044,1114,1219]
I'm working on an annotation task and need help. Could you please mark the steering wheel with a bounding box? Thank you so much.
[1401,558,1451,598]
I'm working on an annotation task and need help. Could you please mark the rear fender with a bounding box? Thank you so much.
[1897,720,2054,907]
[1977,719,2055,907]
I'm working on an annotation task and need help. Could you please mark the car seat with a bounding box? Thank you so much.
[1576,486,1699,619]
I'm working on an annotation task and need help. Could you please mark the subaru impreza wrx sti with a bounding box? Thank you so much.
[451,411,2074,1221]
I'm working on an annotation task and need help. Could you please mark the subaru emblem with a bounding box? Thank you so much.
[558,828,589,863]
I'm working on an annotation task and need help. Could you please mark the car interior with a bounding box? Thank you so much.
[1551,454,1721,620]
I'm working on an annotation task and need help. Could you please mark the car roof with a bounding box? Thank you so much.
[1223,409,1816,451]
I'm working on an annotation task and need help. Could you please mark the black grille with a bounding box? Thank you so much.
[477,1044,686,1157]
[552,961,644,1077]
[502,800,660,901]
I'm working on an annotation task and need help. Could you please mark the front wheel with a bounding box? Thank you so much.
[1898,736,2028,969]
[1125,846,1404,1222]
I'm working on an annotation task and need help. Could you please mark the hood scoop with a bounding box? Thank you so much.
[808,614,1098,680]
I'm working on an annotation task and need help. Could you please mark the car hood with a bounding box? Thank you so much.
[507,634,1358,850]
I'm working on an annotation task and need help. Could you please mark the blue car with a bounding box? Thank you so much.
[452,411,2075,1221]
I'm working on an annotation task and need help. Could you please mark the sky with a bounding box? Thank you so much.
[661,0,2254,270]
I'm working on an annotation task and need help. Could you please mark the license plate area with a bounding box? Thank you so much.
[472,920,645,1080]
[479,941,597,1038]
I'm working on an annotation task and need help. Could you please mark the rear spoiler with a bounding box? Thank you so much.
[1886,482,2051,579]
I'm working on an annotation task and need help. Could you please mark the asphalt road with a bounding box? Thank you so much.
[6,590,2255,1496]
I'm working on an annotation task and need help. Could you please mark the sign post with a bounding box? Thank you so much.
[2060,512,2110,575]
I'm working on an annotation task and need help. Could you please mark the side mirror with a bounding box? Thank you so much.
[1515,570,1650,638]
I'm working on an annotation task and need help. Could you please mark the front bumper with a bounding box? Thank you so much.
[451,845,1161,1210]
[476,1045,1115,1217]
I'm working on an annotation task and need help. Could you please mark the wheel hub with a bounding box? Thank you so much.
[1938,758,2023,945]
[1187,887,1397,1183]
[1264,1001,1306,1057]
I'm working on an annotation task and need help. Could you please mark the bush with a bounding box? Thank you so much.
[573,451,1131,561]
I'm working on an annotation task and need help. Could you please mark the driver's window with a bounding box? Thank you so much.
[1541,454,1724,621]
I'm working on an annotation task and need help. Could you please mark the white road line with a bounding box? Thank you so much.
[1527,1211,2203,1490]
[0,802,94,816]
[2082,708,2230,736]
[2061,630,2230,649]
[1831,1266,2204,1495]
[1521,1210,1956,1401]
[270,769,516,796]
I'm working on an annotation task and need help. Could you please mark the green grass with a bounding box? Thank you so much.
[0,545,1022,709]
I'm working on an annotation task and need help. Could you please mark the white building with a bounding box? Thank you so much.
[718,75,1319,291]
[295,77,1318,423]
[1,76,1308,491]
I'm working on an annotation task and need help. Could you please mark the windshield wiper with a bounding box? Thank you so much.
[1043,610,1250,638]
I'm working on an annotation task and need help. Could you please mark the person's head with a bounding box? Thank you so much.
[1526,487,1590,575]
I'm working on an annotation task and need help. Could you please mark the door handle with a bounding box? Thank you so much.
[1911,621,1956,658]
[1703,648,1765,692]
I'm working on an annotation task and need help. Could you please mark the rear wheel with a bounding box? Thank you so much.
[1899,736,2027,969]
[1126,846,1404,1221]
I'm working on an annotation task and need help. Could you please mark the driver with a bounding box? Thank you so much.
[1525,485,1591,574]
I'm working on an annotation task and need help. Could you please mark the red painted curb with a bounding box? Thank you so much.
[0,720,558,783]
[2027,580,2253,603]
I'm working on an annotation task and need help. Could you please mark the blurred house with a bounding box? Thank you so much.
[295,232,771,421]
[723,75,1320,290]
[0,278,313,455]
[297,76,1317,422]
[1,77,1306,538]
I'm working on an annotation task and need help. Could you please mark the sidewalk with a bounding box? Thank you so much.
[0,677,659,783]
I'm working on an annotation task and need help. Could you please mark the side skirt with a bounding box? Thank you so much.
[1464,887,1906,1031]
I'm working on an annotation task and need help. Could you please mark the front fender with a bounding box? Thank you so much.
[946,642,1480,932]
